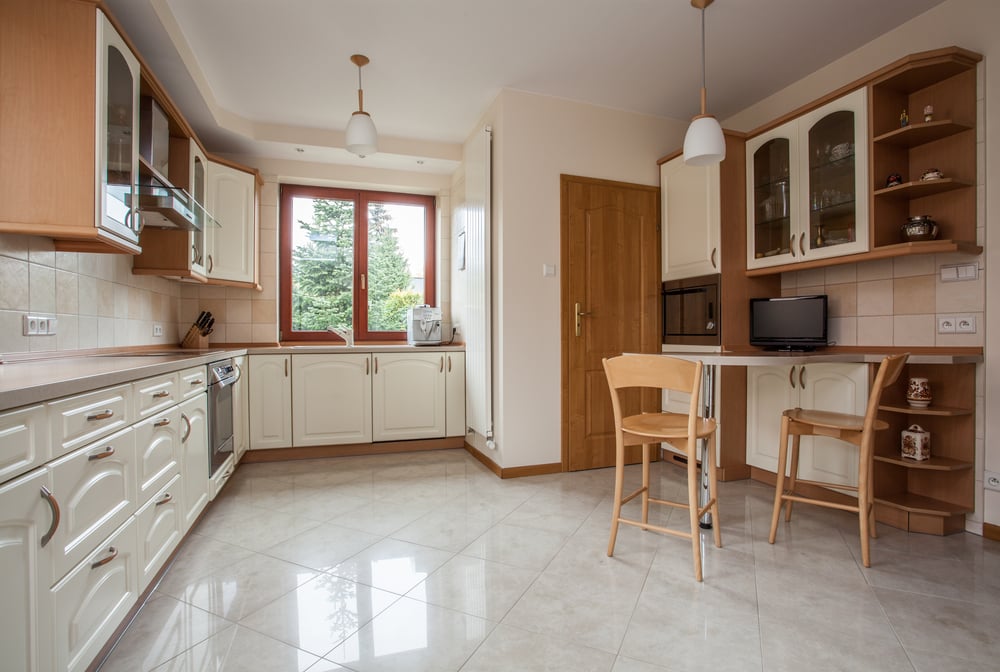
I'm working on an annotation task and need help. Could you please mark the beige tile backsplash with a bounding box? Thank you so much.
[782,254,985,348]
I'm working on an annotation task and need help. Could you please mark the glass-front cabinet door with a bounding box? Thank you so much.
[97,12,140,246]
[747,88,868,270]
[190,143,208,276]
[798,88,868,261]
[747,124,796,267]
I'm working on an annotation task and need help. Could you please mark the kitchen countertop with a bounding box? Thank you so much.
[659,350,983,365]
[0,343,466,412]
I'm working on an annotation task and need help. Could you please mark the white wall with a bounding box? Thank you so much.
[721,0,998,529]
[474,90,687,468]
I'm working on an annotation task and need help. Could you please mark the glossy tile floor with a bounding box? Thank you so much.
[99,449,1000,672]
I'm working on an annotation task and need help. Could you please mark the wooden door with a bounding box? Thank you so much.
[562,175,660,471]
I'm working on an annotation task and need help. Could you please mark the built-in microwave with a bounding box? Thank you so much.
[662,274,721,346]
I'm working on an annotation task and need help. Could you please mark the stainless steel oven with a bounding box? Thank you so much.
[662,274,721,346]
[207,358,239,477]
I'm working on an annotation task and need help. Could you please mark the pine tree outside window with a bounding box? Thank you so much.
[279,184,435,342]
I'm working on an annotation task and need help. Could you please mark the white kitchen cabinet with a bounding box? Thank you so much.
[249,355,292,450]
[134,473,182,589]
[292,354,372,446]
[49,383,131,457]
[48,426,137,583]
[747,88,868,269]
[445,352,466,438]
[133,406,181,507]
[372,352,446,441]
[205,160,258,284]
[179,364,208,400]
[232,356,249,463]
[747,363,868,487]
[0,468,56,672]
[178,393,209,532]
[0,404,49,484]
[52,518,139,672]
[660,154,720,280]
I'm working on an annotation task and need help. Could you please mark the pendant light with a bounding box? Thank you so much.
[682,0,726,166]
[345,54,377,157]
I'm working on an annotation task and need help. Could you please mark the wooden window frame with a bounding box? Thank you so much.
[279,184,436,343]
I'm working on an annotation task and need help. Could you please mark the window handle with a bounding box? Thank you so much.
[361,273,366,290]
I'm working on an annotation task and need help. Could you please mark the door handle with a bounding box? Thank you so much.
[789,366,796,389]
[181,413,192,442]
[440,356,444,373]
[39,486,60,548]
[799,366,806,389]
[447,355,452,373]
[374,357,379,374]
[799,232,806,256]
[575,302,591,337]
[710,247,717,269]
[789,235,797,258]
[365,358,370,375]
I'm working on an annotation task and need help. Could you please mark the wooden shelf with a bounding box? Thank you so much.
[874,453,973,471]
[874,177,974,199]
[879,403,973,416]
[745,239,982,277]
[875,492,972,517]
[873,120,973,147]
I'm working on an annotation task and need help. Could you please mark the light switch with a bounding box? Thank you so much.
[939,265,959,281]
[542,264,557,277]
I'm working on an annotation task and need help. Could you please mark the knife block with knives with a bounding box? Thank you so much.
[181,311,214,348]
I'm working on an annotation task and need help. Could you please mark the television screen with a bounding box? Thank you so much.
[750,295,828,351]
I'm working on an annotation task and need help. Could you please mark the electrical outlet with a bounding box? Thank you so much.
[152,324,164,337]
[937,316,956,333]
[22,314,57,336]
[986,471,1000,492]
[955,315,977,333]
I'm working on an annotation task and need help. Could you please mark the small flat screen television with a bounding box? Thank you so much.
[750,295,828,351]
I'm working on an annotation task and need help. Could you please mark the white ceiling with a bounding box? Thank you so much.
[104,0,947,174]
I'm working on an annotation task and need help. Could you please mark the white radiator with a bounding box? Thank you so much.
[464,126,493,442]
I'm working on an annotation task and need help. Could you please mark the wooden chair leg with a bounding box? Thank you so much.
[858,447,873,567]
[641,443,651,528]
[784,433,801,522]
[687,438,703,582]
[769,415,791,544]
[706,432,722,548]
[607,437,626,557]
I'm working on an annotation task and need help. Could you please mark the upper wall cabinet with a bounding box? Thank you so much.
[869,48,980,253]
[0,1,142,253]
[205,160,259,286]
[747,88,869,270]
[660,155,720,281]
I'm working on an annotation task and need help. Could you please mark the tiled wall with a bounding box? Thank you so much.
[781,253,985,348]
[0,233,182,354]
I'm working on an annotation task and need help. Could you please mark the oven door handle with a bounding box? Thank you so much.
[230,363,242,385]
[180,413,192,442]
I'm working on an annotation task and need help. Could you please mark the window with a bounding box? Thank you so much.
[279,184,435,342]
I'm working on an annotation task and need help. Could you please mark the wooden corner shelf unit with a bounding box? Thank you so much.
[873,362,976,535]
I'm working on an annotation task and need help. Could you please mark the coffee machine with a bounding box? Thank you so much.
[406,305,443,345]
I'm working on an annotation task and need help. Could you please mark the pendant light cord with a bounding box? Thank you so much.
[700,7,707,115]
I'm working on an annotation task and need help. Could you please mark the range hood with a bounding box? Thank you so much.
[129,185,212,232]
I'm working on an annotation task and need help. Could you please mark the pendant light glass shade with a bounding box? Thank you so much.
[683,0,725,166]
[346,111,377,157]
[683,115,725,166]
[346,54,377,157]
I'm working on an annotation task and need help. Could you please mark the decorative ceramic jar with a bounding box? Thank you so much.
[901,215,938,242]
[906,377,932,408]
[901,424,931,461]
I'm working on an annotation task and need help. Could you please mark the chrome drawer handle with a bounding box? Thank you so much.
[91,546,118,569]
[87,409,114,421]
[181,413,192,442]
[39,486,60,548]
[88,446,115,461]
[152,391,171,399]
[155,493,173,506]
[154,418,171,427]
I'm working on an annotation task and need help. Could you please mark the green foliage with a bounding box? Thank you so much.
[291,198,418,334]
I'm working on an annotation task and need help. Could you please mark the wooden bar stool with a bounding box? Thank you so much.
[768,353,908,567]
[602,354,720,581]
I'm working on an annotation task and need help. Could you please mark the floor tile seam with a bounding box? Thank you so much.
[871,582,992,610]
[194,558,321,623]
[610,540,657,661]
[143,621,241,672]
[749,487,768,672]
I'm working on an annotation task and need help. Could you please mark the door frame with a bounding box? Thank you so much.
[559,174,661,470]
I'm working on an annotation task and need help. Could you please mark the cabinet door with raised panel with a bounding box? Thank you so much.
[0,468,55,672]
[746,366,797,473]
[133,406,181,508]
[205,160,257,284]
[49,426,137,583]
[445,352,466,438]
[178,393,208,532]
[248,355,292,449]
[797,363,868,486]
[660,155,721,280]
[134,473,182,589]
[372,353,446,441]
[0,404,49,484]
[292,354,372,446]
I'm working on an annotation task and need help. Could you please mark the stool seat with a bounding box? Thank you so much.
[603,354,721,582]
[769,354,908,568]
